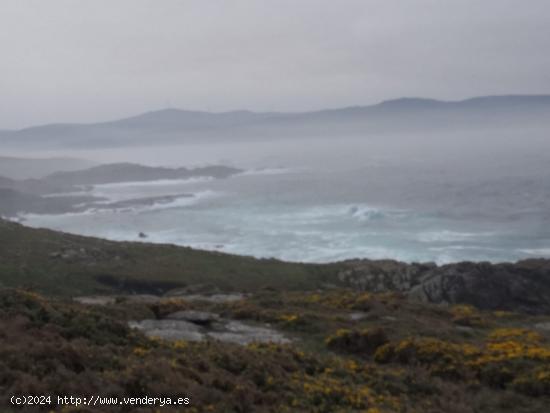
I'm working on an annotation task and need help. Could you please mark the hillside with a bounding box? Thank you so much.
[2,220,550,315]
[0,219,337,296]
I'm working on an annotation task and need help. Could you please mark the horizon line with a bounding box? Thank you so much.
[3,93,550,132]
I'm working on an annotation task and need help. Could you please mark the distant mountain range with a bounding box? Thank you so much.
[2,95,549,149]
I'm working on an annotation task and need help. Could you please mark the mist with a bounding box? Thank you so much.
[2,0,550,128]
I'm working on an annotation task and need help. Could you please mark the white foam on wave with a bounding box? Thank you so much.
[417,230,495,243]
[91,190,222,214]
[429,245,503,252]
[86,176,216,203]
[172,239,336,264]
[237,167,298,176]
[518,248,550,256]
[283,245,411,264]
[91,176,214,190]
[21,191,222,221]
[347,205,388,222]
[274,203,397,225]
[42,190,92,198]
[21,208,98,220]
[40,177,217,205]
[141,190,221,212]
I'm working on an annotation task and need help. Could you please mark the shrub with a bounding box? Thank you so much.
[450,305,485,327]
[512,368,550,396]
[374,337,479,380]
[325,328,388,356]
[488,328,543,344]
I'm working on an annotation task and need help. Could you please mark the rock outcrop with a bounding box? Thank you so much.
[408,260,550,314]
[338,259,550,314]
[129,315,290,345]
[337,260,435,292]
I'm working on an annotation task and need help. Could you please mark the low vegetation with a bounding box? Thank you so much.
[2,288,550,412]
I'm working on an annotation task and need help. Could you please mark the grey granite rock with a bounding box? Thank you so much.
[74,296,117,305]
[338,258,550,314]
[535,322,550,331]
[129,319,204,341]
[207,321,290,345]
[128,318,290,345]
[349,312,368,321]
[171,293,246,303]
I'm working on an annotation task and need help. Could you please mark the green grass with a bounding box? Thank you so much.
[0,220,342,296]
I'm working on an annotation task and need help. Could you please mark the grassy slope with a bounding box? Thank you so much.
[0,220,341,296]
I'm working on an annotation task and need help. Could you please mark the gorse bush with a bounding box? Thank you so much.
[373,329,550,394]
[325,328,389,355]
[450,304,486,327]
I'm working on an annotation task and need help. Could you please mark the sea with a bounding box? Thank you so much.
[21,132,550,264]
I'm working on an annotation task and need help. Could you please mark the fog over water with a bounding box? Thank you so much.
[18,124,550,264]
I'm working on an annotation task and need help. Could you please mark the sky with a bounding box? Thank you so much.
[1,0,549,129]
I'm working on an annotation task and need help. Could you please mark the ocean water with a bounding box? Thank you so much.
[21,133,550,264]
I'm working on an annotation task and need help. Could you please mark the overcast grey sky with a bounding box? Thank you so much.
[1,0,549,129]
